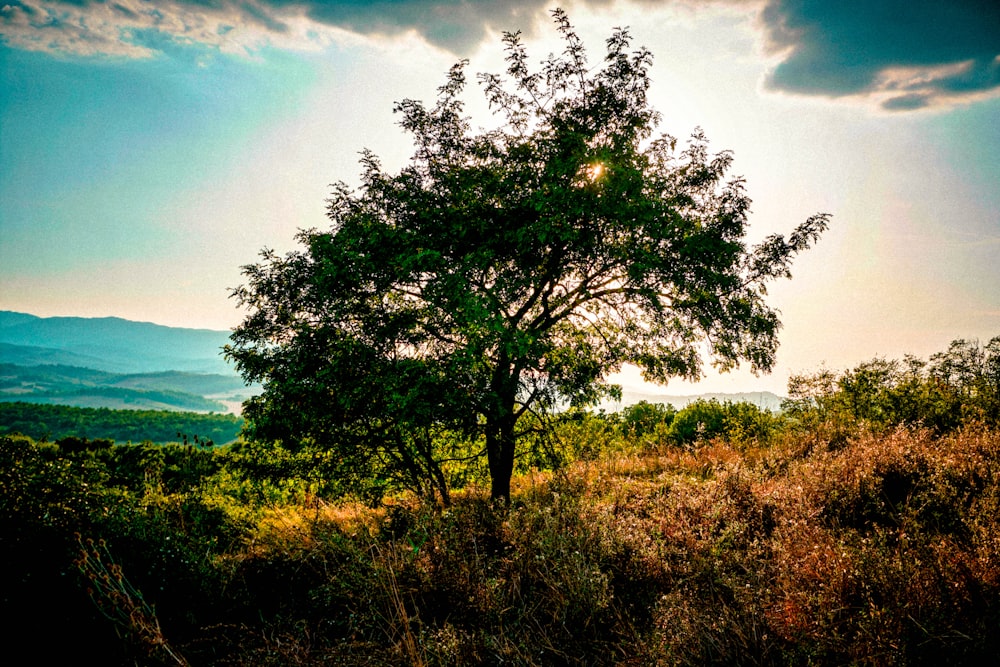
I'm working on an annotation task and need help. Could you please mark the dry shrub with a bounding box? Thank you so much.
[174,425,1000,665]
[760,426,1000,664]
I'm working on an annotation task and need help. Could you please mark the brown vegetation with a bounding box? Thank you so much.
[9,425,995,665]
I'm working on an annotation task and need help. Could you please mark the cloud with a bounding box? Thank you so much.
[0,0,554,58]
[3,0,997,111]
[290,0,549,53]
[0,1,302,58]
[757,0,1000,110]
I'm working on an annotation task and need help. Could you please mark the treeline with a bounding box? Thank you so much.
[784,336,1000,434]
[614,335,1000,446]
[0,401,243,445]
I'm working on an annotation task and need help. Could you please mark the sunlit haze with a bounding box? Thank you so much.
[2,0,998,395]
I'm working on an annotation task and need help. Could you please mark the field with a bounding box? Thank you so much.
[3,395,999,665]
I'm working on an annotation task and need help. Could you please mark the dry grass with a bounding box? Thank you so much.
[10,424,997,665]
[195,425,999,665]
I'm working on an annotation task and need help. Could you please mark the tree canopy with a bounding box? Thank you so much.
[227,10,829,503]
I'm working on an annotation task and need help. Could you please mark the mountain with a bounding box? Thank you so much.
[0,311,233,374]
[0,342,113,369]
[0,312,257,413]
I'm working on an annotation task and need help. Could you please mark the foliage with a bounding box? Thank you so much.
[784,336,1000,435]
[668,398,783,448]
[0,434,260,664]
[620,400,677,438]
[668,398,728,445]
[0,401,243,444]
[227,10,828,501]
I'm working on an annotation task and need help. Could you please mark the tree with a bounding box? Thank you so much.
[781,336,1000,435]
[227,10,829,502]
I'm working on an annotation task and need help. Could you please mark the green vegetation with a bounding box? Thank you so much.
[227,12,827,502]
[4,338,999,665]
[0,402,243,445]
[783,336,1000,436]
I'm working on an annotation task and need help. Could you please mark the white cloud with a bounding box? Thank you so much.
[0,0,329,58]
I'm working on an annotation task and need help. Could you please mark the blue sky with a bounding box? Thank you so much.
[1,0,998,394]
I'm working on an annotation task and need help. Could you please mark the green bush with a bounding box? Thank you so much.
[620,400,676,438]
[669,398,728,446]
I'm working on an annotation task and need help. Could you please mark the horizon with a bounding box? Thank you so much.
[2,1,998,395]
[4,307,994,404]
[2,306,791,404]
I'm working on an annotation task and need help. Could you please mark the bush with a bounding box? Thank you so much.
[620,400,676,438]
[666,399,780,448]
[669,399,728,446]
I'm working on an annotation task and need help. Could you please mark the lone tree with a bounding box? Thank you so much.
[227,10,828,503]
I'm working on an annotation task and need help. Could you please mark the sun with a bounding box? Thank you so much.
[584,162,605,181]
[575,162,606,188]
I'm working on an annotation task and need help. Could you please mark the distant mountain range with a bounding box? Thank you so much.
[0,311,232,374]
[0,311,254,413]
[0,310,785,414]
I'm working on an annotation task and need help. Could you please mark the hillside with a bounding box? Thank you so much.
[0,312,257,412]
[0,311,233,374]
[0,363,253,413]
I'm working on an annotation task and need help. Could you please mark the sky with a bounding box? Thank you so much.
[1,0,998,395]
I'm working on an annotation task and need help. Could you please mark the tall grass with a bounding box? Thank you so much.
[3,421,999,665]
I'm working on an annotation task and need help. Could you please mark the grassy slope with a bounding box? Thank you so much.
[9,424,994,666]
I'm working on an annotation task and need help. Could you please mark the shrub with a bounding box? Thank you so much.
[620,400,676,438]
[669,399,728,446]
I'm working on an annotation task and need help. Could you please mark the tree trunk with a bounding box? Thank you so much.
[486,422,516,502]
[485,353,521,502]
[485,376,518,502]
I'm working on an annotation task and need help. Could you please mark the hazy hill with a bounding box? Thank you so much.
[0,342,114,369]
[0,311,232,374]
[0,363,254,413]
[617,389,785,411]
[0,312,257,412]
